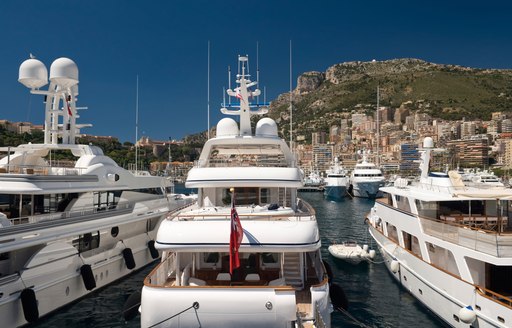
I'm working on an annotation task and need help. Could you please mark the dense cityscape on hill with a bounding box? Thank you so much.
[3,58,512,181]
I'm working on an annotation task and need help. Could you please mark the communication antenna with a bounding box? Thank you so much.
[256,41,260,104]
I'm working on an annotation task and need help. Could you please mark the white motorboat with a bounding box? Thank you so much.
[328,241,375,264]
[0,57,194,327]
[350,152,385,198]
[366,137,512,327]
[139,55,337,328]
[323,157,349,200]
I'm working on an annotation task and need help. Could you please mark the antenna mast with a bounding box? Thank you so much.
[135,75,139,173]
[376,85,380,167]
[207,41,211,139]
[289,40,293,152]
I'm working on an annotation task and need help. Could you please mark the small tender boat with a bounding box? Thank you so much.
[328,241,375,264]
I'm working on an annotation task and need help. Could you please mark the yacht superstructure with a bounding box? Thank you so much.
[323,157,349,200]
[350,152,385,198]
[140,55,333,328]
[0,57,193,327]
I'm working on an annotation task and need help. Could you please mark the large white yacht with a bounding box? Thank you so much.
[367,137,512,327]
[323,157,349,200]
[349,152,385,198]
[140,55,334,328]
[0,57,193,327]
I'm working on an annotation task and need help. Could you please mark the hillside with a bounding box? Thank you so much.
[269,58,512,140]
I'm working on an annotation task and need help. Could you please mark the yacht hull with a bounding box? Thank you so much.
[369,224,512,327]
[352,181,384,198]
[323,185,347,200]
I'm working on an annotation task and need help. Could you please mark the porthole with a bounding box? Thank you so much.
[419,289,422,295]
[100,272,103,280]
[453,315,460,322]
[65,286,70,296]
[111,227,119,238]
[403,275,407,281]
[498,316,505,323]
[106,270,109,278]
[475,305,481,311]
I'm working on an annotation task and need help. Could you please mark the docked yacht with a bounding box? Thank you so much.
[367,137,512,327]
[349,152,385,198]
[323,157,349,200]
[140,55,333,328]
[0,57,193,327]
[461,169,505,188]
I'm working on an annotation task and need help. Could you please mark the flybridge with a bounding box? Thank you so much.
[221,55,270,136]
[18,56,91,145]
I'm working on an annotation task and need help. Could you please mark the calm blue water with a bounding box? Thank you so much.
[35,188,446,327]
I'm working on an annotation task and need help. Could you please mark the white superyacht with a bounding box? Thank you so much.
[367,137,512,327]
[350,152,385,198]
[140,55,335,328]
[323,157,349,200]
[0,56,193,327]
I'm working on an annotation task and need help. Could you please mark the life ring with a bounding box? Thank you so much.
[147,240,159,259]
[20,288,39,323]
[80,264,96,290]
[123,248,136,270]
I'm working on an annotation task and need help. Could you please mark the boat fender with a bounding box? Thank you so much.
[123,248,136,270]
[122,291,141,321]
[390,260,399,273]
[330,283,349,311]
[147,240,159,259]
[458,305,476,324]
[322,260,333,283]
[362,245,369,252]
[369,249,376,259]
[20,288,39,323]
[80,264,96,290]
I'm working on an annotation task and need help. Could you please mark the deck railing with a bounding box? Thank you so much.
[419,216,512,257]
[0,164,87,176]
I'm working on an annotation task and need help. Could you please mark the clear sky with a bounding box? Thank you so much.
[1,0,511,143]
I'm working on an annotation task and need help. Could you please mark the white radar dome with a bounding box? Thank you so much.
[50,57,78,87]
[423,137,434,148]
[255,118,278,137]
[216,118,239,137]
[18,58,48,89]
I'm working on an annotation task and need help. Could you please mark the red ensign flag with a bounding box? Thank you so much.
[229,201,243,275]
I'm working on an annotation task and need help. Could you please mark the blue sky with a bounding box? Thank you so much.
[1,0,511,143]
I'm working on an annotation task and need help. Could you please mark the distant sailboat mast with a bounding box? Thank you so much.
[376,85,380,167]
[135,75,139,174]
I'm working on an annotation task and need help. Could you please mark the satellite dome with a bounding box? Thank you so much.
[423,137,434,148]
[216,118,239,137]
[18,58,48,89]
[255,118,278,137]
[50,57,78,88]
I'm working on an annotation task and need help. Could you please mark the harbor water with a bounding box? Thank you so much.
[34,188,446,327]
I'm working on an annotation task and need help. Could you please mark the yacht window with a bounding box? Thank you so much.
[416,200,438,220]
[204,252,220,263]
[73,231,100,253]
[231,187,258,205]
[386,223,399,243]
[426,242,459,277]
[260,188,269,204]
[261,253,279,268]
[395,195,411,213]
[93,191,120,210]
